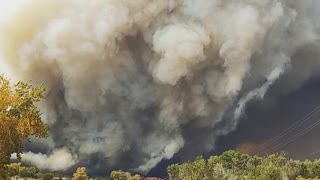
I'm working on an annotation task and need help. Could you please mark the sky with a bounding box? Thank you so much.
[220,75,320,159]
[0,0,24,77]
[0,0,18,13]
[0,0,27,18]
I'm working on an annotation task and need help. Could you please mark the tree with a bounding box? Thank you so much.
[284,160,305,180]
[19,166,38,178]
[110,171,142,180]
[6,163,21,177]
[35,172,54,180]
[166,150,295,180]
[128,174,143,180]
[167,164,180,180]
[296,176,320,180]
[110,170,130,180]
[0,75,48,179]
[73,167,89,180]
[304,159,320,178]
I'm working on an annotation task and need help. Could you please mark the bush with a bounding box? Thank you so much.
[167,150,320,180]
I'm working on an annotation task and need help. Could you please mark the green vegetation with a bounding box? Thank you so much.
[110,170,142,180]
[5,163,145,180]
[6,163,55,180]
[167,150,320,180]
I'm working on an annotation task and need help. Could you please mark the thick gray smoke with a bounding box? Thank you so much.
[1,0,320,173]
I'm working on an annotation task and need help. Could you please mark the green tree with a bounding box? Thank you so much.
[0,75,48,179]
[110,171,142,180]
[207,157,239,180]
[19,166,38,178]
[6,163,21,177]
[167,164,179,180]
[304,159,320,178]
[209,163,238,180]
[246,154,286,180]
[296,176,320,180]
[284,160,305,180]
[219,150,250,170]
[35,172,54,180]
[166,150,299,180]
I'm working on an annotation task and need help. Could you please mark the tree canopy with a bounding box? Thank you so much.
[73,167,89,180]
[0,75,48,179]
[110,170,142,180]
[168,150,320,180]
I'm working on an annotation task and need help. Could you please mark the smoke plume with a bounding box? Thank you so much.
[12,148,77,171]
[1,0,320,173]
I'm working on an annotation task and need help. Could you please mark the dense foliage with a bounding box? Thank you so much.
[7,163,55,180]
[73,167,89,180]
[167,150,320,180]
[0,75,48,179]
[6,150,320,180]
[110,170,142,180]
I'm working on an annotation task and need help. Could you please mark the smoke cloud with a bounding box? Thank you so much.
[1,0,320,173]
[12,148,77,171]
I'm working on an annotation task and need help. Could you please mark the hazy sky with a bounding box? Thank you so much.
[0,0,25,77]
[0,0,24,16]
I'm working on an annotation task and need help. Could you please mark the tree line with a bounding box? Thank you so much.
[7,163,57,180]
[8,150,320,180]
[167,150,320,180]
[6,163,144,180]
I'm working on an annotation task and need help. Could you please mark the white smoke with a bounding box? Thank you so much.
[234,55,290,121]
[1,0,320,173]
[152,24,210,85]
[11,148,77,171]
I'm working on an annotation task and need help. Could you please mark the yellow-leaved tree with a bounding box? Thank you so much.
[0,75,48,179]
[73,167,89,180]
